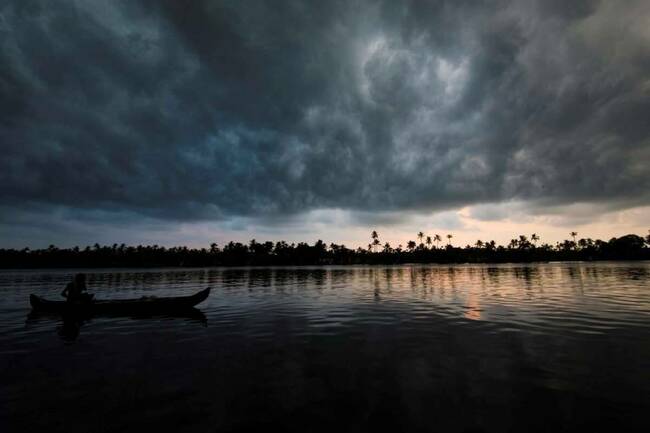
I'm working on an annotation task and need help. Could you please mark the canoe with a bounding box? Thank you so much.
[29,287,211,314]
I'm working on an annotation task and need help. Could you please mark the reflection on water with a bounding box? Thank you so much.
[1,262,649,432]
[25,310,208,341]
[463,290,482,321]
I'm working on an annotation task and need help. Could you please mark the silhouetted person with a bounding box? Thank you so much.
[61,273,93,303]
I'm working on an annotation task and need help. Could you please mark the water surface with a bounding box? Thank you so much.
[2,262,649,432]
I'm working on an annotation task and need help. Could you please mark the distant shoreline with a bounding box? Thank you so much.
[2,259,650,271]
[2,233,648,269]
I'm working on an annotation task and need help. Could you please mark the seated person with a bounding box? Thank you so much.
[61,273,93,302]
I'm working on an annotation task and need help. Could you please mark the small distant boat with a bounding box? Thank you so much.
[29,287,211,314]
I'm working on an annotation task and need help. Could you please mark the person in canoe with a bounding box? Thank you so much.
[61,273,94,303]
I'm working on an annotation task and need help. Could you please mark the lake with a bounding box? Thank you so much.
[2,262,649,432]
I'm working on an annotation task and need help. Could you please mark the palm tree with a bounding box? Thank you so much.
[475,240,484,249]
[570,231,578,250]
[434,234,442,248]
[425,236,432,249]
[446,234,453,246]
[407,240,417,251]
[417,232,424,247]
[518,235,529,249]
[371,231,379,252]
[531,233,539,246]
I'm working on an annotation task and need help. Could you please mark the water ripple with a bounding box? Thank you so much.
[1,262,649,431]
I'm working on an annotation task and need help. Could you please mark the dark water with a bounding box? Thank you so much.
[2,263,649,432]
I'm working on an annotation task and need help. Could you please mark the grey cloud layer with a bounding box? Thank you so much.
[1,0,649,226]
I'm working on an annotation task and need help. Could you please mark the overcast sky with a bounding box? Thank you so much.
[1,0,649,248]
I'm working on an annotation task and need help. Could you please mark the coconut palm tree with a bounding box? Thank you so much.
[417,231,424,246]
[475,240,484,249]
[570,232,578,243]
[531,233,539,246]
[434,234,442,248]
[407,240,417,251]
[371,231,379,252]
[426,236,432,249]
[518,235,530,249]
[446,234,453,246]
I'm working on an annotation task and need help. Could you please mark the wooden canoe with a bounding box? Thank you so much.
[29,287,211,314]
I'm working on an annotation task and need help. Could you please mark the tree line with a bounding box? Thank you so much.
[1,231,649,268]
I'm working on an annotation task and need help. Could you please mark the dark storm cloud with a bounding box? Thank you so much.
[1,0,649,234]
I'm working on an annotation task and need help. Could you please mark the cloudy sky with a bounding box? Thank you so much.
[1,0,649,249]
